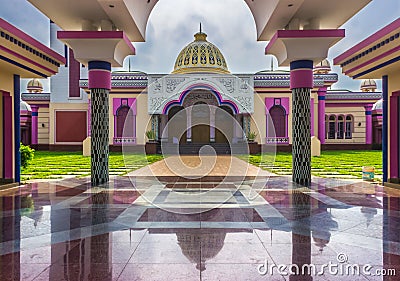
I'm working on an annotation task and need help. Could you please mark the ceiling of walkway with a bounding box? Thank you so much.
[28,0,371,42]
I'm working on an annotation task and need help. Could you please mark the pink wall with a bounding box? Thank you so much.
[2,92,13,179]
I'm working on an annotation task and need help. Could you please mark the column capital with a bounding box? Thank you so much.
[57,31,135,67]
[265,29,345,66]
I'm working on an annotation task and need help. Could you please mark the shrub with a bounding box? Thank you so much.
[20,143,35,169]
[145,130,157,141]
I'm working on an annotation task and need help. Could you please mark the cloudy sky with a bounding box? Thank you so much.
[1,0,399,91]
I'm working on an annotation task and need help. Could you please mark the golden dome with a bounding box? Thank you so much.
[313,59,331,74]
[360,79,377,92]
[172,31,230,74]
[27,79,43,93]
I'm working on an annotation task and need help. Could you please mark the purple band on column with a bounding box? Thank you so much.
[290,60,314,89]
[88,61,111,90]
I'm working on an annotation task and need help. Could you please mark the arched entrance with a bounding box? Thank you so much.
[166,89,238,145]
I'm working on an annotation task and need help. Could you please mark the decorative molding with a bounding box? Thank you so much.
[21,93,50,101]
[148,74,254,114]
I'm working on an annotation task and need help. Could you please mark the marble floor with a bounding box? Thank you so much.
[0,156,399,280]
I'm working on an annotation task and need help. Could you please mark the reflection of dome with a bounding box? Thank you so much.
[20,99,31,112]
[172,31,230,74]
[313,59,331,74]
[177,229,226,271]
[372,99,383,110]
[360,79,377,92]
[27,79,43,93]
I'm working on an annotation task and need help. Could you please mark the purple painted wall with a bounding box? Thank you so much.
[31,105,38,145]
[365,104,373,145]
[318,88,327,143]
[2,92,13,179]
[390,92,399,178]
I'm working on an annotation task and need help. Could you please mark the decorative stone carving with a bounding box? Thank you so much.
[166,78,185,93]
[148,74,254,114]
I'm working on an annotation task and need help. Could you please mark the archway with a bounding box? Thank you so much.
[269,105,286,138]
[116,106,135,138]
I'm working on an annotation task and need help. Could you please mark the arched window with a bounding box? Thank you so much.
[268,105,286,137]
[116,106,135,138]
[337,115,344,139]
[328,115,336,139]
[345,115,353,139]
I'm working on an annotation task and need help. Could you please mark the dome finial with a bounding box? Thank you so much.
[200,22,202,34]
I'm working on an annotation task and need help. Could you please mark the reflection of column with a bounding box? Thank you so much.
[291,60,312,186]
[364,104,373,145]
[89,61,111,186]
[187,107,192,143]
[210,107,216,143]
[290,190,312,281]
[317,87,327,144]
[14,74,21,183]
[160,114,168,142]
[31,105,39,145]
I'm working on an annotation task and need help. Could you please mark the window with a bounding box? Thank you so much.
[345,115,353,139]
[328,115,336,139]
[337,115,344,139]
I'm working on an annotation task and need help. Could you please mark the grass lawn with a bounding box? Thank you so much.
[244,150,382,180]
[21,151,163,181]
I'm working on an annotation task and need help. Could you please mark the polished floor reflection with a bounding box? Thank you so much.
[0,173,399,280]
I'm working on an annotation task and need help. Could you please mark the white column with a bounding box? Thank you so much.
[186,107,192,143]
[234,114,242,143]
[210,107,216,142]
[160,115,168,142]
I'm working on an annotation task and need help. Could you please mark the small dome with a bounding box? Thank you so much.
[313,59,331,74]
[27,79,43,93]
[360,79,377,92]
[372,99,383,110]
[20,99,31,112]
[172,31,230,74]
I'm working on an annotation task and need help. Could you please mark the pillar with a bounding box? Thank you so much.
[290,60,313,186]
[234,114,242,143]
[14,75,21,183]
[317,87,327,144]
[31,105,39,145]
[186,107,192,143]
[87,99,91,136]
[160,115,168,142]
[382,75,388,183]
[210,107,216,143]
[151,115,159,141]
[88,61,111,186]
[364,104,373,145]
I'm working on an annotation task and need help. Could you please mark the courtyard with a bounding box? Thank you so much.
[1,155,399,280]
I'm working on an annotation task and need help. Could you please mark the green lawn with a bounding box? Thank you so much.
[21,151,163,181]
[243,150,383,180]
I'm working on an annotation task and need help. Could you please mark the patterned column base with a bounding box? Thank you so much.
[292,87,311,186]
[91,88,109,186]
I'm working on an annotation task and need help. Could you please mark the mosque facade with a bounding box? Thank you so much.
[21,22,382,153]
